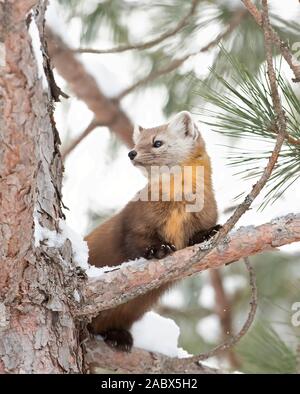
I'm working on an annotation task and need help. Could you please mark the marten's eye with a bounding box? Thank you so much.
[153,140,163,148]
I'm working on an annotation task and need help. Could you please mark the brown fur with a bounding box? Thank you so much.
[85,114,218,347]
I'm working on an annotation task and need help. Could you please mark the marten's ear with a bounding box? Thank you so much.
[168,111,198,139]
[133,124,143,144]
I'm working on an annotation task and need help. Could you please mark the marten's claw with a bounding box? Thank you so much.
[144,243,176,259]
[189,224,223,246]
[144,246,154,259]
[102,329,133,352]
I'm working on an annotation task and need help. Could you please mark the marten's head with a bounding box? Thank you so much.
[128,111,205,168]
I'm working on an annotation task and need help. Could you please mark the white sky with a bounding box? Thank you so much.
[47,0,300,256]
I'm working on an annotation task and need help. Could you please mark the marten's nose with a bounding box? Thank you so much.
[128,150,137,160]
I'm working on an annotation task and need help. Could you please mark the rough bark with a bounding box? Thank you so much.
[78,213,300,318]
[85,339,223,374]
[46,28,134,148]
[0,0,83,373]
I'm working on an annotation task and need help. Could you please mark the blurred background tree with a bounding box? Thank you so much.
[46,0,300,372]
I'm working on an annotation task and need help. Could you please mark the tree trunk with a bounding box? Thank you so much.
[0,0,83,373]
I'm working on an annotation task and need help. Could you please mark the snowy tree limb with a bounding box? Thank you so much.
[84,339,223,374]
[241,0,300,82]
[77,213,300,319]
[84,259,257,373]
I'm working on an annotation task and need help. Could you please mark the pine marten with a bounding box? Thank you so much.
[85,111,219,351]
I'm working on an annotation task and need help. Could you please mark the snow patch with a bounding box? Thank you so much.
[85,258,146,278]
[0,42,5,67]
[201,357,220,370]
[85,265,117,278]
[27,12,48,89]
[59,220,89,269]
[34,213,89,269]
[130,311,190,358]
[73,289,81,302]
[34,214,146,277]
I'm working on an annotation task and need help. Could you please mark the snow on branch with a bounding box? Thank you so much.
[77,213,300,319]
[84,338,223,374]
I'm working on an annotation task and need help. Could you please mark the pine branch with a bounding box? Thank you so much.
[116,8,247,100]
[155,305,211,320]
[76,213,300,319]
[262,0,287,138]
[211,1,289,239]
[81,212,300,373]
[241,0,300,83]
[84,339,223,374]
[209,269,241,368]
[195,51,300,206]
[62,119,101,161]
[46,27,134,148]
[190,258,257,363]
[75,0,200,54]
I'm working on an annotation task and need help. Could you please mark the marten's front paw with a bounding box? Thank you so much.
[144,243,176,259]
[102,329,133,352]
[189,224,222,246]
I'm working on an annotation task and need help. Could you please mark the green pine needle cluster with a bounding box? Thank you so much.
[237,322,297,374]
[195,49,300,208]
[57,1,300,120]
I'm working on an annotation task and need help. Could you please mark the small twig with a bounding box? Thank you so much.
[62,119,101,161]
[191,258,257,363]
[209,269,241,368]
[75,0,200,55]
[268,125,300,146]
[85,338,223,374]
[241,0,300,83]
[46,28,134,147]
[116,8,248,100]
[155,305,211,320]
[212,0,287,247]
[285,135,300,146]
[78,213,300,318]
[116,56,189,100]
[168,2,287,368]
[262,0,287,136]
